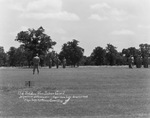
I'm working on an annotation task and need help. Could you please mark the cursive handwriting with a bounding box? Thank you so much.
[18,90,88,105]
[18,90,65,96]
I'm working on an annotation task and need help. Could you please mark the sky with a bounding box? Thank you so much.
[0,0,150,56]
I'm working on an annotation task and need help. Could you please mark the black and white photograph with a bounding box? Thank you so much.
[0,0,150,118]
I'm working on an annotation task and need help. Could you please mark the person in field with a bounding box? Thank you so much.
[33,54,40,74]
[49,58,52,69]
[128,56,133,68]
[62,57,66,68]
[131,56,134,67]
[56,56,60,69]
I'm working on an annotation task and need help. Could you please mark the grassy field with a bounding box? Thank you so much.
[0,66,150,118]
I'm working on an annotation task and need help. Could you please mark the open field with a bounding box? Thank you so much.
[0,66,150,118]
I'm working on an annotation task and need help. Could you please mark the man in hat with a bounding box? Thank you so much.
[33,54,40,74]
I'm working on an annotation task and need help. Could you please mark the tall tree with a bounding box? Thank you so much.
[15,45,28,66]
[139,43,150,58]
[0,46,7,66]
[122,47,140,65]
[122,48,130,58]
[128,47,140,58]
[106,44,118,65]
[59,39,84,67]
[46,50,57,66]
[15,26,56,67]
[115,52,126,65]
[7,47,17,66]
[90,46,106,65]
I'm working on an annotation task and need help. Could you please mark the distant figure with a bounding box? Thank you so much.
[49,58,52,69]
[131,56,134,64]
[33,54,40,74]
[62,57,66,68]
[56,57,60,69]
[128,56,133,68]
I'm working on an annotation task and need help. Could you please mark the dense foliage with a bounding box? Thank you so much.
[0,27,150,67]
[59,39,84,67]
[14,27,56,67]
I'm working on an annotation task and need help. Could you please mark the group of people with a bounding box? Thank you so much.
[128,55,149,69]
[48,57,66,69]
[33,54,149,74]
[33,54,66,74]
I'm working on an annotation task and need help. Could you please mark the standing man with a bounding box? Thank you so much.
[62,57,66,68]
[33,54,40,74]
[128,56,133,68]
[49,58,52,69]
[131,56,134,67]
[56,57,60,69]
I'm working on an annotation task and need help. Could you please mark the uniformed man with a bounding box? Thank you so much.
[33,54,40,74]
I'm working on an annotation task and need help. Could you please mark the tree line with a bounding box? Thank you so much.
[0,26,150,67]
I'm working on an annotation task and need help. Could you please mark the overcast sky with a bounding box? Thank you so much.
[0,0,150,56]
